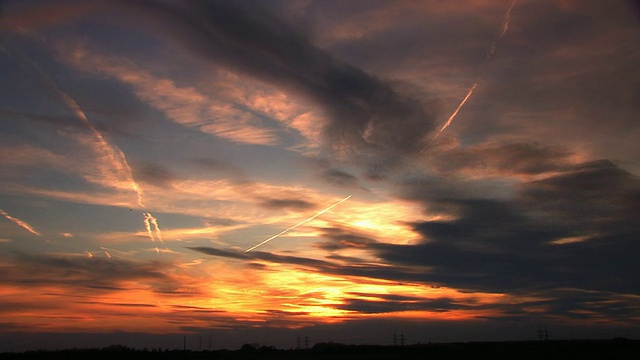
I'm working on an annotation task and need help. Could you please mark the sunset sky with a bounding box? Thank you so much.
[1,0,639,352]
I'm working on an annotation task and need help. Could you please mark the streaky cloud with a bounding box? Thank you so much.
[1,38,145,208]
[0,208,41,236]
[118,0,439,160]
[187,246,249,260]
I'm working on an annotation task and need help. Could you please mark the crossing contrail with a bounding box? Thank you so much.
[245,195,352,252]
[0,209,41,236]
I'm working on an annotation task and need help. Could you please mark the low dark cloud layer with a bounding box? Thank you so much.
[315,226,377,252]
[336,296,468,315]
[425,141,576,177]
[1,252,171,290]
[258,198,314,211]
[132,161,178,188]
[379,160,640,297]
[322,169,360,188]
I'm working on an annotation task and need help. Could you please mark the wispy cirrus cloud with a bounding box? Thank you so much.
[111,0,441,165]
[1,38,146,208]
[423,140,585,180]
[60,44,297,147]
[0,144,65,170]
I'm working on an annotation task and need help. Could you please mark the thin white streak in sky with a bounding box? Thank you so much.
[487,0,517,58]
[3,39,165,252]
[0,209,41,236]
[148,213,163,244]
[501,0,517,38]
[245,195,352,252]
[1,40,145,208]
[421,0,518,150]
[421,82,478,151]
[143,212,165,254]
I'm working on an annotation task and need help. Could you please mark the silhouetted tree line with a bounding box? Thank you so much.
[1,338,638,360]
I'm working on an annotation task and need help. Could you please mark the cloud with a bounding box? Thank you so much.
[187,246,248,261]
[0,0,108,30]
[0,139,142,209]
[456,1,640,167]
[170,305,226,314]
[119,0,440,161]
[314,226,377,252]
[0,208,41,236]
[75,301,158,308]
[519,160,640,230]
[3,252,171,290]
[132,161,179,189]
[424,141,579,179]
[163,158,636,323]
[336,296,464,315]
[322,169,361,188]
[61,45,282,146]
[0,109,78,129]
[1,36,145,207]
[371,160,640,318]
[188,244,433,290]
[258,198,315,211]
[188,246,333,270]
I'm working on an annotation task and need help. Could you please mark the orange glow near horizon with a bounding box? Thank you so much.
[0,252,517,334]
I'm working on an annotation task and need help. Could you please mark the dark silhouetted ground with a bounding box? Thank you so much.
[1,339,638,359]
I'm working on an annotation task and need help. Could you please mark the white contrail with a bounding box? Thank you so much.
[62,68,157,251]
[59,91,144,207]
[143,213,154,242]
[487,0,517,58]
[55,65,154,249]
[245,195,352,252]
[60,92,145,208]
[143,212,164,245]
[3,39,161,252]
[421,0,517,150]
[0,208,41,236]
[147,212,164,245]
[421,81,478,150]
[441,82,478,134]
[500,0,517,38]
[1,40,145,208]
